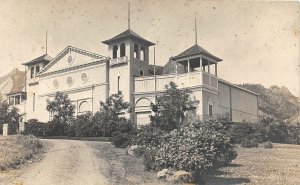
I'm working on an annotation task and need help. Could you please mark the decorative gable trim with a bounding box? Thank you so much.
[39,59,108,78]
[39,46,108,74]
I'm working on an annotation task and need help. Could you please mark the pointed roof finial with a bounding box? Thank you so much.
[195,18,198,45]
[128,0,131,30]
[46,30,48,54]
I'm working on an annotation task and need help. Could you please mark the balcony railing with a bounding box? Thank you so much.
[134,71,218,93]
[110,56,128,66]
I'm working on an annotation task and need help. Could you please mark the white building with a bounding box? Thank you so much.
[7,26,258,125]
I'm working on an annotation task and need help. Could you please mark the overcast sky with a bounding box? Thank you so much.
[0,0,299,95]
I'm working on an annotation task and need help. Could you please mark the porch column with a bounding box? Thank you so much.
[208,61,210,74]
[215,63,218,75]
[187,59,190,73]
[175,61,178,75]
[200,57,203,71]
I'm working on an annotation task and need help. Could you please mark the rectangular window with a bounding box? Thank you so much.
[33,93,35,111]
[209,104,213,117]
[21,94,27,102]
[15,95,20,105]
[117,76,120,93]
[30,67,35,78]
[36,66,40,74]
[9,96,14,105]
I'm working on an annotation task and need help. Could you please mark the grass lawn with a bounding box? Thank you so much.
[90,142,300,185]
[206,143,300,185]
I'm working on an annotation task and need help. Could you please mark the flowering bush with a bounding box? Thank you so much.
[132,125,165,147]
[148,119,236,172]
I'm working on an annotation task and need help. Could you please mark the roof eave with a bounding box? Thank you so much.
[22,59,51,66]
[102,36,155,46]
[173,53,222,62]
[5,91,27,96]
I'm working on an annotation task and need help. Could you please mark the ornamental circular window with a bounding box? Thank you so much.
[81,73,88,83]
[67,55,74,64]
[53,79,59,89]
[67,76,73,86]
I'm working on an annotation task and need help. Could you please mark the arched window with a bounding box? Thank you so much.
[134,44,139,59]
[113,45,118,59]
[79,101,90,113]
[208,97,214,117]
[120,43,126,57]
[36,65,40,74]
[139,69,144,76]
[30,67,35,78]
[140,46,145,61]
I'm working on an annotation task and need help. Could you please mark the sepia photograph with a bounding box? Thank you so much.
[0,0,299,184]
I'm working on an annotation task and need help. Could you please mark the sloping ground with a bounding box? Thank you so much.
[0,135,44,171]
[89,142,172,185]
[239,84,300,124]
[3,139,109,185]
[206,144,300,185]
[1,140,299,185]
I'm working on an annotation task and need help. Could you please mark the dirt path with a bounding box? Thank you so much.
[3,139,109,185]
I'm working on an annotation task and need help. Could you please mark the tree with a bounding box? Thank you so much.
[99,91,130,120]
[46,91,75,125]
[150,81,192,131]
[94,91,132,137]
[0,102,20,134]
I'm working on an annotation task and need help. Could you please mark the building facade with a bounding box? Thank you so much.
[7,28,258,124]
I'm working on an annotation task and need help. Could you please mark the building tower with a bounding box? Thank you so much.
[102,2,155,121]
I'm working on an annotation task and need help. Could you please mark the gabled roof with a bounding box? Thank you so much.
[39,46,108,75]
[22,54,53,66]
[173,44,222,62]
[102,29,155,46]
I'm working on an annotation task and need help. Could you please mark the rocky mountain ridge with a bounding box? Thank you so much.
[239,84,300,124]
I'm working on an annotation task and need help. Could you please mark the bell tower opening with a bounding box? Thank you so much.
[120,43,126,57]
[113,45,118,59]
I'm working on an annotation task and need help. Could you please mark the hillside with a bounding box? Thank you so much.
[0,68,25,101]
[239,84,300,124]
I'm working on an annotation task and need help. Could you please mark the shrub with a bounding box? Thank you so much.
[47,118,69,136]
[263,141,273,149]
[228,122,265,144]
[151,119,236,172]
[132,125,165,147]
[287,126,300,145]
[111,132,132,148]
[69,113,101,137]
[241,138,258,148]
[111,119,135,148]
[132,146,146,157]
[266,121,288,143]
[142,148,157,171]
[23,119,48,137]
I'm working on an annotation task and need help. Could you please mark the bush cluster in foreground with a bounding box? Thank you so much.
[131,117,237,174]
